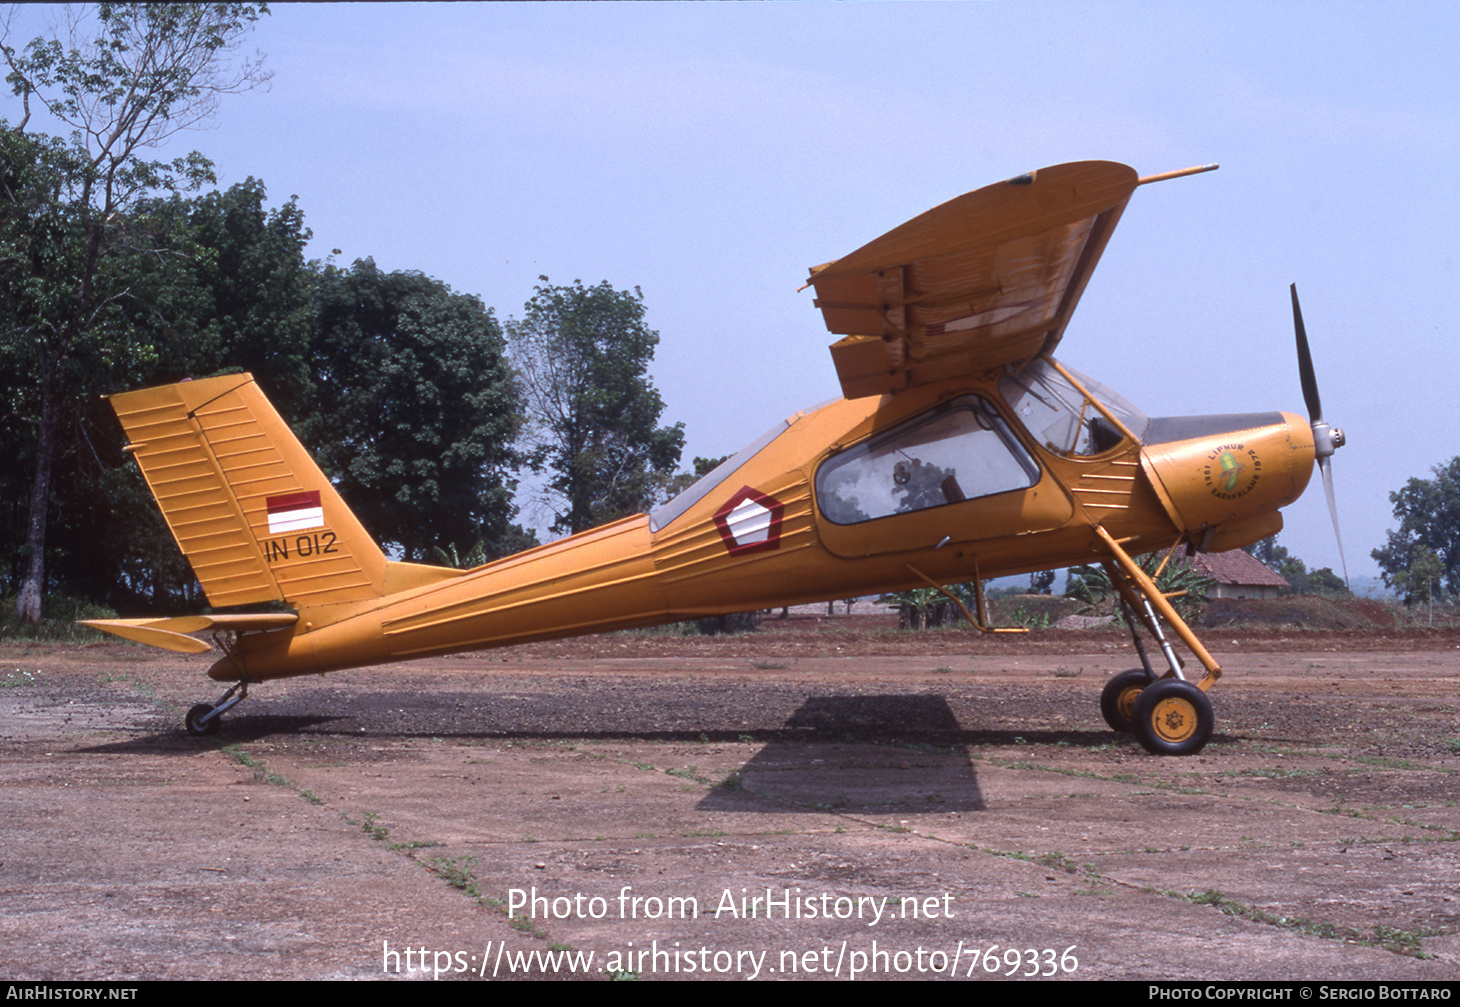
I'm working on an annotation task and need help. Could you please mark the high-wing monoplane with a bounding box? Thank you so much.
[85,160,1345,755]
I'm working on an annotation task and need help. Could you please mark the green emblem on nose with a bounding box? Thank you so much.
[1220,452,1243,490]
[1204,442,1260,500]
[1219,451,1245,492]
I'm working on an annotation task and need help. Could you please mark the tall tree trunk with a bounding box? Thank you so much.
[16,366,58,623]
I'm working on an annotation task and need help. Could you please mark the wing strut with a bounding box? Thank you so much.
[904,562,1028,635]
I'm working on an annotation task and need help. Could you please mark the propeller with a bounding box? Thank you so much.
[1290,283,1349,587]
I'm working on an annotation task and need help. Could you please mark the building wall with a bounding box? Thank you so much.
[1209,584,1282,600]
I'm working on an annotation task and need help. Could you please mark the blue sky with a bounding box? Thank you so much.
[8,2,1459,580]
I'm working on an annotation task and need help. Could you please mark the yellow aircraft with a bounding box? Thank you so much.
[84,160,1344,756]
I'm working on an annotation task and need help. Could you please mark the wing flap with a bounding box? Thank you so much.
[808,161,1139,398]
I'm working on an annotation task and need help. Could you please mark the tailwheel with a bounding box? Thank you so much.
[1099,669,1151,733]
[183,681,248,737]
[185,703,221,737]
[1131,679,1213,756]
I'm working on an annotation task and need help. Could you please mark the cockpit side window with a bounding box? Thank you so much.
[815,396,1039,525]
[999,359,1149,456]
[649,419,791,533]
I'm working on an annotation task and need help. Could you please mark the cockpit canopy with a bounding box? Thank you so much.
[999,359,1148,457]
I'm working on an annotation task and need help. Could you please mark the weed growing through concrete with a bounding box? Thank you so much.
[1183,889,1437,959]
[220,745,324,805]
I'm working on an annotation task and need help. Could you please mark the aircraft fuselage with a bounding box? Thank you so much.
[213,359,1314,683]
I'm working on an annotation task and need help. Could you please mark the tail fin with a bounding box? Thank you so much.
[110,373,390,610]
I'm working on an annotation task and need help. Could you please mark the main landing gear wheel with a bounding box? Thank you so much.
[1099,669,1151,733]
[1131,679,1213,756]
[185,703,220,737]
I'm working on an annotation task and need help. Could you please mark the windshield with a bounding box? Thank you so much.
[998,359,1148,456]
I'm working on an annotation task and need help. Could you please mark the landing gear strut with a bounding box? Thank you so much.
[184,682,248,737]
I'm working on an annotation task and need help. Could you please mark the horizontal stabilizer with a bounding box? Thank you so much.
[83,613,299,654]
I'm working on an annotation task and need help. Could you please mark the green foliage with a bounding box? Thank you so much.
[145,179,318,412]
[43,179,315,612]
[881,583,973,629]
[432,541,490,570]
[0,11,696,609]
[0,178,317,613]
[427,856,483,901]
[884,582,1077,630]
[1303,566,1348,597]
[3,5,271,151]
[0,3,271,621]
[509,278,685,535]
[1372,458,1460,602]
[1390,545,1443,624]
[1008,605,1051,629]
[0,174,533,608]
[0,592,114,642]
[305,259,529,562]
[694,610,762,635]
[1063,565,1108,606]
[1064,553,1211,619]
[1251,535,1349,597]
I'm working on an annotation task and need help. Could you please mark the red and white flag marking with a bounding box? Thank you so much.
[266,491,323,535]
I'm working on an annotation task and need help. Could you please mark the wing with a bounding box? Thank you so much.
[808,160,1139,399]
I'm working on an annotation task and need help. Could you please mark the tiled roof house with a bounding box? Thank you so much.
[1183,549,1290,600]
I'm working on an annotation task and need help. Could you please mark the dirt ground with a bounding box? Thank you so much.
[3,614,1459,981]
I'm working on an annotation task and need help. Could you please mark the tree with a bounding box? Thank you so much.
[0,177,317,613]
[1251,535,1349,597]
[0,177,535,607]
[156,178,317,413]
[1252,535,1310,594]
[509,278,685,536]
[1,3,270,621]
[306,259,528,563]
[1373,457,1460,601]
[55,178,316,612]
[1304,567,1348,598]
[1392,545,1443,624]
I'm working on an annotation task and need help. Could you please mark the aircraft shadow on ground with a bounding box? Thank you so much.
[76,689,1152,764]
[698,694,988,813]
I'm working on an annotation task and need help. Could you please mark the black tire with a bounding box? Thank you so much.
[1099,669,1150,733]
[1131,679,1213,756]
[185,703,220,737]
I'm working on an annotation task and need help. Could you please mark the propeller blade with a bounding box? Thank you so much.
[1291,283,1323,424]
[1319,455,1350,590]
[1292,284,1350,588]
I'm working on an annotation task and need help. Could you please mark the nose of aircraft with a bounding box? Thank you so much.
[1139,286,1347,569]
[1138,410,1317,550]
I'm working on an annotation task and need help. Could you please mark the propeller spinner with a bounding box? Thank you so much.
[1290,284,1349,586]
